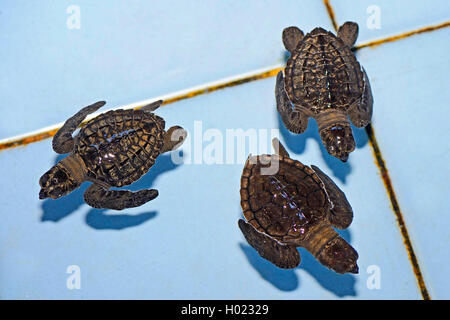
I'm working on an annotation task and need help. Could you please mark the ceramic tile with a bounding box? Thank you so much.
[0,77,421,299]
[329,0,449,44]
[354,28,450,299]
[0,0,332,138]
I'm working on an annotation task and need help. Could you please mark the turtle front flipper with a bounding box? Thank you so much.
[161,126,187,153]
[238,219,301,269]
[84,183,158,210]
[275,71,309,134]
[52,101,106,154]
[311,165,353,229]
[348,68,373,128]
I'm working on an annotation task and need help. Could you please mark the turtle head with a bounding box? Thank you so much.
[317,236,359,274]
[319,123,355,162]
[39,164,80,200]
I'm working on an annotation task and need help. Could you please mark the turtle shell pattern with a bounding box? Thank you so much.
[284,27,364,114]
[240,154,332,243]
[74,109,165,187]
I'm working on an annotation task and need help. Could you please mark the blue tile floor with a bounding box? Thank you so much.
[357,27,450,298]
[330,0,449,43]
[0,0,331,139]
[0,1,448,299]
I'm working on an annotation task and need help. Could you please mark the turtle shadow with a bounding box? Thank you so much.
[40,153,182,230]
[239,228,357,297]
[282,50,290,64]
[298,229,357,298]
[298,248,357,298]
[239,243,300,292]
[277,111,368,184]
[84,153,181,230]
[85,209,157,230]
[238,210,299,291]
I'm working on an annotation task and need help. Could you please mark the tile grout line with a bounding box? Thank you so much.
[0,20,448,153]
[0,8,446,298]
[365,125,431,300]
[323,0,431,299]
[1,20,448,153]
[0,65,282,152]
[355,21,450,50]
[323,0,339,32]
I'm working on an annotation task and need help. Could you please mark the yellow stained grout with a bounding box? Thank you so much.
[161,68,281,105]
[0,66,282,152]
[355,21,450,50]
[365,124,431,300]
[323,0,433,300]
[323,0,339,32]
[0,19,449,152]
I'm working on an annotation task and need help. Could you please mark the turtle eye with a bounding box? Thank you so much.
[53,169,68,183]
[52,178,59,184]
[39,173,50,186]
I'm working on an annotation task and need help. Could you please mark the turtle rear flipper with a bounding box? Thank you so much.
[84,183,158,210]
[311,165,353,229]
[337,21,359,47]
[238,219,300,269]
[52,100,106,154]
[348,68,373,128]
[282,26,304,53]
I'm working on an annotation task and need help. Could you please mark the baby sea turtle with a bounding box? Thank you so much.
[238,138,358,274]
[39,100,186,210]
[277,22,373,161]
